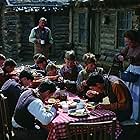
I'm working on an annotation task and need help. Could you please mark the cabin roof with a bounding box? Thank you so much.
[73,0,140,9]
[103,0,140,8]
[4,0,140,10]
[6,0,70,6]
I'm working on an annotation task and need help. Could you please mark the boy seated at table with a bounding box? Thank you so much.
[60,50,83,92]
[30,53,42,69]
[2,58,17,81]
[86,73,132,122]
[31,54,49,76]
[77,52,104,97]
[46,63,62,81]
[19,69,34,89]
[46,63,64,89]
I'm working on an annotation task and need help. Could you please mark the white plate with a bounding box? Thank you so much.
[68,109,89,117]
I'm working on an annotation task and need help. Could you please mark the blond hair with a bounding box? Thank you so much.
[82,52,96,64]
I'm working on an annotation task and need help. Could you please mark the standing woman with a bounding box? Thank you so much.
[117,29,140,122]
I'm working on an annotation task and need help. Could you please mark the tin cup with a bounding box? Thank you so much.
[61,102,68,113]
[41,40,45,45]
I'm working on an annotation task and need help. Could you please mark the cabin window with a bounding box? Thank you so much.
[117,11,132,48]
[79,13,86,43]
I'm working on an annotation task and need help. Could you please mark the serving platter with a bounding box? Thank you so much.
[68,109,89,117]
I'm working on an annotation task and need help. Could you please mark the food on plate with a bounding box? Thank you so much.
[68,109,88,117]
[86,102,95,110]
[68,101,77,109]
[47,98,60,104]
[48,98,56,104]
[60,101,77,109]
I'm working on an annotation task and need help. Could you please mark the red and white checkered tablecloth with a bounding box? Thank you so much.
[44,92,122,140]
[46,108,122,140]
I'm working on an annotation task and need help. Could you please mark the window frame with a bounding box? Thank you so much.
[78,12,87,44]
[117,10,132,48]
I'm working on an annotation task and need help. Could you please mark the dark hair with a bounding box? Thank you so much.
[124,30,139,42]
[46,63,57,72]
[19,70,34,81]
[33,53,42,60]
[36,54,47,64]
[38,80,56,93]
[86,73,104,87]
[64,50,76,61]
[3,58,17,67]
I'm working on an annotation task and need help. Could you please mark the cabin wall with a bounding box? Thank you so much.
[71,6,140,62]
[96,10,119,63]
[93,9,140,74]
[132,11,140,30]
[97,10,140,63]
[18,9,69,61]
[0,7,3,52]
[51,10,69,59]
[1,7,20,60]
[72,7,89,61]
[1,7,69,61]
[1,8,34,61]
[18,13,34,61]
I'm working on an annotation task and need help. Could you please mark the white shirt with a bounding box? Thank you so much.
[12,98,57,128]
